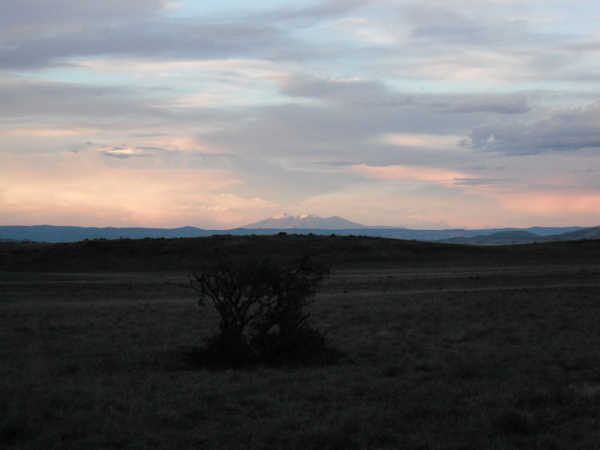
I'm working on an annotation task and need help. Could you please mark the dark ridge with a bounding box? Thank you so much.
[1,234,600,272]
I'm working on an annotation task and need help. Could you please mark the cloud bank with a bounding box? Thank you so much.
[1,0,599,228]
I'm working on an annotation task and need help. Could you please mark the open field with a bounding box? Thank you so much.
[2,237,600,449]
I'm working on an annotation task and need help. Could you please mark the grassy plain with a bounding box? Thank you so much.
[2,236,600,449]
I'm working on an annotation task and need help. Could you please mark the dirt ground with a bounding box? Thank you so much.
[2,263,600,449]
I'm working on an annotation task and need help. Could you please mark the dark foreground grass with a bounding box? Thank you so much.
[2,264,600,449]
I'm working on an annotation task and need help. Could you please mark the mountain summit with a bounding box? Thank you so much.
[243,213,365,229]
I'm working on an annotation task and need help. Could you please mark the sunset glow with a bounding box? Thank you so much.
[1,0,600,229]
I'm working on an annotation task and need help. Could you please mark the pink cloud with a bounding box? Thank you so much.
[376,133,465,149]
[0,153,277,228]
[1,128,100,137]
[498,191,600,216]
[351,164,469,185]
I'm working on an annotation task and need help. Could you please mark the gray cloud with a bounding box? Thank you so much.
[262,0,373,25]
[0,78,240,132]
[470,102,600,155]
[0,0,169,41]
[453,177,511,186]
[102,149,152,159]
[329,3,583,85]
[0,0,591,91]
[567,41,600,52]
[194,77,545,176]
[443,94,530,114]
[0,20,286,69]
[282,75,530,114]
[409,11,526,46]
[0,0,167,24]
[0,78,158,119]
[0,71,568,178]
[402,3,566,48]
[310,160,356,167]
[201,101,478,174]
[281,75,407,106]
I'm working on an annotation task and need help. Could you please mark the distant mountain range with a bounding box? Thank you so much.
[0,214,596,244]
[442,230,541,245]
[440,227,600,245]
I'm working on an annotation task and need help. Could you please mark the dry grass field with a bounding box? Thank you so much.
[2,237,600,449]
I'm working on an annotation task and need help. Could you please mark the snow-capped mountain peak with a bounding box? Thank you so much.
[244,214,364,229]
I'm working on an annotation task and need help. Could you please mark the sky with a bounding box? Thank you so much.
[1,0,600,229]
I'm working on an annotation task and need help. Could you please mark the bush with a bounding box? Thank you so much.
[190,256,337,367]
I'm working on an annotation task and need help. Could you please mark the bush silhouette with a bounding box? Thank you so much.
[190,256,336,367]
